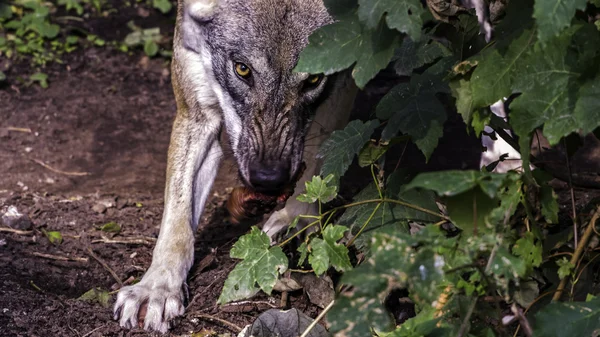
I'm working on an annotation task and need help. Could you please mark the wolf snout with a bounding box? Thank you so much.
[248,160,291,194]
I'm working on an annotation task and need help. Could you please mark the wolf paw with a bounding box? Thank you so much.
[113,276,185,333]
[262,200,317,242]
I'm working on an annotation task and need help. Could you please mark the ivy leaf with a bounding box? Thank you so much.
[297,242,308,266]
[490,246,528,281]
[534,297,600,337]
[357,0,425,41]
[533,0,587,44]
[556,257,575,280]
[512,232,543,268]
[218,227,288,304]
[329,228,447,337]
[297,174,338,204]
[308,225,352,275]
[295,13,398,88]
[318,119,379,182]
[377,74,447,160]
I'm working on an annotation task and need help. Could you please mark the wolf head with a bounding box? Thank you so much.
[178,0,332,194]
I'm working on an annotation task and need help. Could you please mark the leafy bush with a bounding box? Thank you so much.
[220,0,600,336]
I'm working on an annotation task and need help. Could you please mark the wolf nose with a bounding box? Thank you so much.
[248,161,290,194]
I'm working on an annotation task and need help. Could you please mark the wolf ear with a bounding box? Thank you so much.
[184,0,218,22]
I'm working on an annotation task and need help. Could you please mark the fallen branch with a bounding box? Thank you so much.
[31,158,91,176]
[192,313,242,332]
[0,227,33,235]
[86,247,123,287]
[30,251,89,262]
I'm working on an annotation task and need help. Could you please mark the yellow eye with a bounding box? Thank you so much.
[235,62,251,78]
[306,74,323,87]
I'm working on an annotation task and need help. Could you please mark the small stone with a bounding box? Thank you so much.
[92,203,107,214]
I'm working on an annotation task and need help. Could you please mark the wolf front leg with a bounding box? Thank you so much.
[262,72,358,239]
[114,114,222,333]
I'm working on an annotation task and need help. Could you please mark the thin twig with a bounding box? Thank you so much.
[0,227,33,235]
[6,127,32,133]
[86,247,123,287]
[552,206,600,301]
[31,158,91,176]
[299,300,335,337]
[91,237,156,245]
[563,138,578,248]
[81,325,104,337]
[192,313,242,332]
[30,251,89,262]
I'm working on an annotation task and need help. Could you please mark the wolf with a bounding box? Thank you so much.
[113,0,357,332]
[113,0,497,332]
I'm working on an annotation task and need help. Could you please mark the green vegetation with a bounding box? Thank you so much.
[0,0,174,85]
[220,1,600,336]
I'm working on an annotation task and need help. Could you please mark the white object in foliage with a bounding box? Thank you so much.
[480,100,524,173]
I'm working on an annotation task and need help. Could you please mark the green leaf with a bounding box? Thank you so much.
[534,297,600,337]
[445,187,497,234]
[152,0,172,14]
[357,140,390,167]
[30,72,48,88]
[45,230,63,245]
[489,246,528,280]
[318,119,378,181]
[393,38,451,75]
[556,257,575,280]
[99,221,121,233]
[297,242,308,266]
[510,27,580,145]
[0,2,12,19]
[357,0,425,41]
[470,29,536,109]
[218,227,288,304]
[295,13,399,88]
[573,74,600,135]
[512,232,543,268]
[58,0,84,15]
[144,40,159,57]
[78,288,110,307]
[297,174,338,204]
[308,225,352,275]
[377,74,447,160]
[0,71,6,81]
[329,228,447,337]
[449,78,474,126]
[405,170,507,199]
[533,0,587,44]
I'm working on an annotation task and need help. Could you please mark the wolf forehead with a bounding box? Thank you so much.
[195,0,332,68]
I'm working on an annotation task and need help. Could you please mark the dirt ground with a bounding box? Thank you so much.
[2,3,600,337]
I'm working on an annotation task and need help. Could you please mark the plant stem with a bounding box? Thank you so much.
[552,206,600,301]
[372,164,384,200]
[324,198,449,221]
[277,219,321,247]
[346,202,382,247]
[299,300,335,337]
